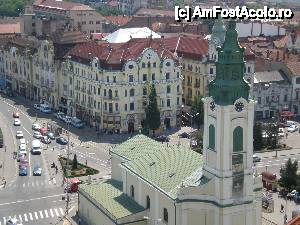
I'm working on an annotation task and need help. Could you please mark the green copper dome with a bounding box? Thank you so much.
[208,20,250,106]
[211,17,226,46]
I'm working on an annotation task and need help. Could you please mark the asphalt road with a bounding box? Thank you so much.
[0,97,78,225]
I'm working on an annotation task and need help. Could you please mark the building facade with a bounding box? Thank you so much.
[253,70,292,119]
[77,20,262,225]
[65,39,182,133]
[21,0,105,37]
[286,30,300,53]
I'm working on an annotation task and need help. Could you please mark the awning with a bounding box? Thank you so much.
[280,111,294,117]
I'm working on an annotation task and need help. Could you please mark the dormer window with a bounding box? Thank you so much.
[166,62,171,67]
[128,64,133,69]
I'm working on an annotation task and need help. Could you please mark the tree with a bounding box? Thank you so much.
[253,122,264,151]
[145,84,161,133]
[72,154,78,170]
[279,158,298,192]
[191,96,204,129]
[264,123,279,149]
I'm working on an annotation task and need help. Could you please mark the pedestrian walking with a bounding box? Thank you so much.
[55,166,58,174]
[85,159,87,166]
[280,204,284,213]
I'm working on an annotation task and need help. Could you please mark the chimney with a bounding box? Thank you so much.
[267,50,270,58]
[276,50,279,61]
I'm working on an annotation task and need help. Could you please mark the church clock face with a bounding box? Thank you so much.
[235,102,244,112]
[210,101,216,111]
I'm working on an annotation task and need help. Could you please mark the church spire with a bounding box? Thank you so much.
[211,16,226,46]
[208,20,250,106]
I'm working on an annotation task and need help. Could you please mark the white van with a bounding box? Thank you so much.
[31,140,41,155]
[40,104,52,114]
[19,138,26,145]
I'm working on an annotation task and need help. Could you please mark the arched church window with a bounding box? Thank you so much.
[209,125,215,150]
[233,126,243,152]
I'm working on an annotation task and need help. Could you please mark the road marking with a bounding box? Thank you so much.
[3,217,6,224]
[0,193,65,206]
[34,211,38,220]
[54,208,59,216]
[0,220,1,225]
[23,213,28,222]
[22,183,25,188]
[44,209,49,218]
[59,208,64,215]
[39,211,44,219]
[50,209,54,217]
[29,213,33,220]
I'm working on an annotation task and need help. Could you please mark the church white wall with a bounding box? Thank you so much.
[111,154,125,181]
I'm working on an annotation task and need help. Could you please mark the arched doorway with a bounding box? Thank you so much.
[128,122,134,133]
[164,117,171,130]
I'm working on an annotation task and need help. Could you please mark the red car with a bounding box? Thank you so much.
[39,127,48,135]
[13,112,20,118]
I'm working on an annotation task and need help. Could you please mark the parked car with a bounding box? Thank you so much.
[32,123,41,131]
[56,137,68,145]
[17,153,26,162]
[14,118,21,126]
[12,111,20,118]
[190,140,198,148]
[155,135,170,142]
[286,120,297,127]
[33,131,42,139]
[287,125,298,133]
[55,112,65,120]
[34,104,40,110]
[63,116,72,124]
[39,127,48,135]
[46,132,55,140]
[33,164,42,176]
[253,154,262,163]
[40,104,52,113]
[59,113,66,121]
[41,136,51,144]
[16,131,24,139]
[179,132,190,138]
[19,166,28,176]
[71,117,85,128]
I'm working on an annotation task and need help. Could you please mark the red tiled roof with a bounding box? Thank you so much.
[51,28,88,45]
[33,0,93,11]
[287,214,300,225]
[91,33,108,40]
[105,15,132,26]
[286,61,300,76]
[67,38,177,70]
[0,23,20,34]
[163,36,208,60]
[273,35,288,48]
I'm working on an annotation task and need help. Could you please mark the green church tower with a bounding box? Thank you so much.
[208,20,250,106]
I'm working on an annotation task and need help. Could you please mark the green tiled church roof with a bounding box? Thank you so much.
[112,134,203,199]
[79,180,145,220]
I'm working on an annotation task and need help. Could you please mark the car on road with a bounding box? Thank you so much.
[12,111,20,118]
[56,137,68,145]
[16,131,24,139]
[155,135,170,142]
[41,136,51,144]
[18,144,27,155]
[179,132,191,138]
[253,154,261,163]
[40,104,52,113]
[19,138,26,145]
[19,166,28,176]
[34,104,40,110]
[14,118,21,126]
[39,127,48,135]
[6,218,23,225]
[46,132,55,140]
[32,123,41,131]
[33,131,42,139]
[190,140,198,148]
[63,116,72,124]
[31,140,41,155]
[71,117,85,128]
[59,113,66,121]
[287,125,298,133]
[17,153,25,162]
[55,112,65,120]
[33,164,42,176]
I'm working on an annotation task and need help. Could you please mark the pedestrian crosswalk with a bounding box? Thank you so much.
[6,179,54,189]
[0,207,65,225]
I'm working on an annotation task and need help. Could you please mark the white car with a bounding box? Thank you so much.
[33,131,42,139]
[18,144,27,155]
[32,123,41,131]
[6,218,23,225]
[287,125,298,133]
[278,128,284,137]
[14,118,21,126]
[253,154,261,163]
[16,131,24,139]
[19,138,26,145]
[63,116,72,124]
[34,104,40,110]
